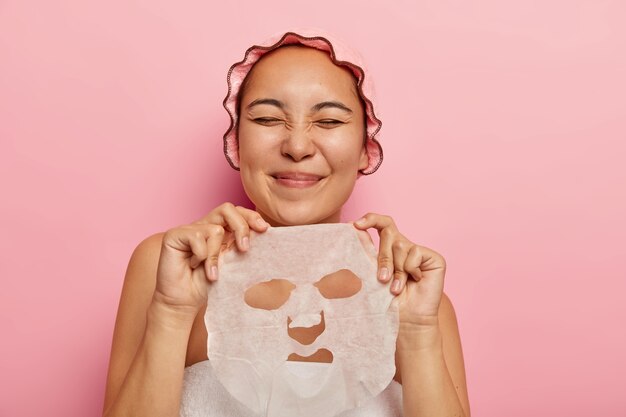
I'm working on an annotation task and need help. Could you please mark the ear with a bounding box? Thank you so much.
[358,144,369,171]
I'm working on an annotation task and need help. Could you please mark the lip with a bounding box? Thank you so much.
[272,171,325,188]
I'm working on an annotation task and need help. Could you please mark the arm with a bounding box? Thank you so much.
[102,204,270,417]
[352,214,471,417]
[397,292,470,417]
[102,233,197,417]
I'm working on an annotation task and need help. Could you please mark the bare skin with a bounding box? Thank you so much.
[103,46,470,417]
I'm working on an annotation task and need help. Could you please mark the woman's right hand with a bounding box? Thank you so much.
[152,203,270,315]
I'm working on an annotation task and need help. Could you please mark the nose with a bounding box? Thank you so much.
[287,311,325,345]
[280,122,316,162]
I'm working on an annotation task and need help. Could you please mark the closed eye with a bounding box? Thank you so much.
[316,120,343,126]
[253,117,282,125]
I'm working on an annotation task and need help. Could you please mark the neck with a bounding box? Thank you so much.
[256,208,343,227]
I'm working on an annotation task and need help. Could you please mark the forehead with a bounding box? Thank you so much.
[243,46,359,101]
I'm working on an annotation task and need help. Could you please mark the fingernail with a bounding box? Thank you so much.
[355,218,365,225]
[242,236,249,251]
[257,218,269,228]
[210,265,218,281]
[392,279,401,293]
[378,267,389,282]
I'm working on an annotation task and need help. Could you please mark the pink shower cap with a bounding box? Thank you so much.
[222,28,383,175]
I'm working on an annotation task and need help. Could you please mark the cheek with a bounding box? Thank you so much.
[320,142,363,172]
[322,128,365,164]
[238,128,258,158]
[239,126,280,164]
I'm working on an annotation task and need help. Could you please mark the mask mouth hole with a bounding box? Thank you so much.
[287,348,333,364]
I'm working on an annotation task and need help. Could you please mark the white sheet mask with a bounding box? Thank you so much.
[205,223,399,417]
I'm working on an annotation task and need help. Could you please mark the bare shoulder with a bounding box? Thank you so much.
[102,231,165,414]
[128,232,165,275]
[115,231,165,306]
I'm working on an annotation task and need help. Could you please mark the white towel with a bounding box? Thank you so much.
[180,360,403,417]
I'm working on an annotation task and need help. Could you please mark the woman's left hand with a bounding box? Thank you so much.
[353,213,446,327]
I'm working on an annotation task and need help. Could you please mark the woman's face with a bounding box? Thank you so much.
[237,45,369,227]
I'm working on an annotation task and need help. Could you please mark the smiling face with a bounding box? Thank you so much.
[237,45,369,226]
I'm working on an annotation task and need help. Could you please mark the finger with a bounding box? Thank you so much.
[212,203,271,252]
[235,206,270,233]
[203,224,225,281]
[185,229,210,269]
[352,213,397,283]
[404,244,424,283]
[197,203,269,231]
[215,203,252,252]
[376,227,394,283]
[193,202,236,225]
[390,240,410,295]
[162,226,207,263]
[353,212,395,231]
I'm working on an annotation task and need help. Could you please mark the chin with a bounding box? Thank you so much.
[270,203,338,227]
[273,212,321,227]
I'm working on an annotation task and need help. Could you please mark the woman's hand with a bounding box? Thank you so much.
[153,203,270,316]
[353,213,446,327]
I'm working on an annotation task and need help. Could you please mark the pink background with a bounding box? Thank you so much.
[1,1,625,416]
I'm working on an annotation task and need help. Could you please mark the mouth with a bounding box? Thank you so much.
[271,172,326,189]
[287,348,334,363]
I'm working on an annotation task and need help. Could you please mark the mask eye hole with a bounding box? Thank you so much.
[244,279,296,310]
[314,269,362,299]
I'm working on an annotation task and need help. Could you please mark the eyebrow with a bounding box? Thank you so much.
[246,98,285,111]
[246,98,353,114]
[312,101,353,114]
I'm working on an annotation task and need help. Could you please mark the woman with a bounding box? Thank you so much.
[102,29,470,417]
